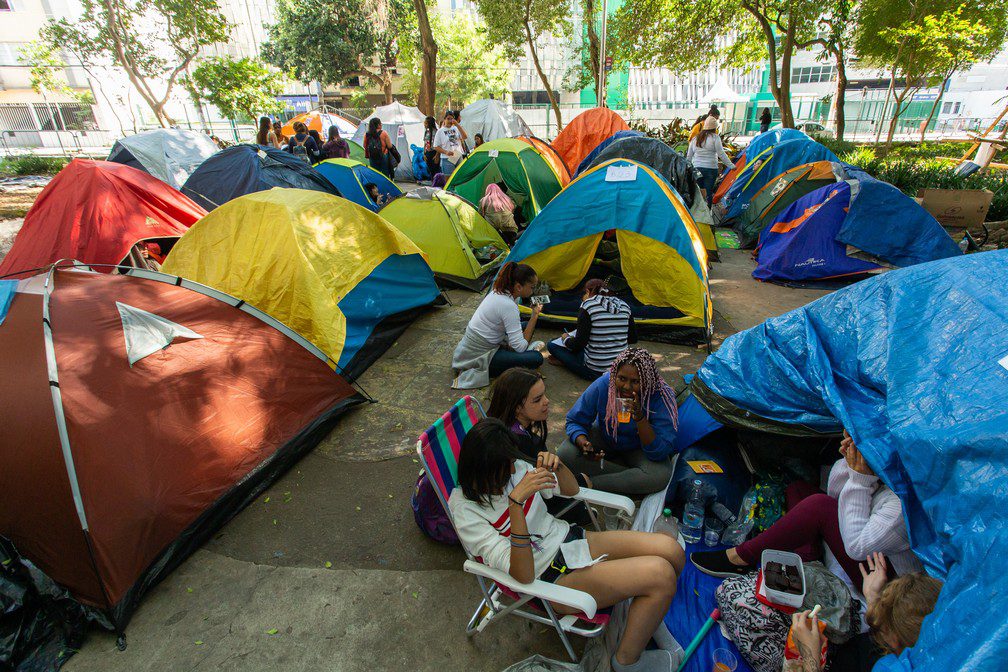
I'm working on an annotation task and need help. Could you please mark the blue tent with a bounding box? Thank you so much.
[721,138,838,223]
[745,128,808,161]
[180,144,339,211]
[691,250,1008,671]
[753,171,961,283]
[315,158,403,211]
[573,129,643,177]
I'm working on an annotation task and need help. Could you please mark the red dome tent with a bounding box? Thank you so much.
[0,159,206,279]
[0,266,362,629]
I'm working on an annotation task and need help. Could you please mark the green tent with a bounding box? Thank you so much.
[379,187,508,290]
[347,140,366,163]
[735,160,840,249]
[445,138,563,223]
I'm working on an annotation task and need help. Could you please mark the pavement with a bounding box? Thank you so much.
[60,249,831,672]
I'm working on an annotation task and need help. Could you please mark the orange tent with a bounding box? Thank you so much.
[0,266,361,628]
[282,110,357,138]
[713,151,746,204]
[551,108,629,172]
[518,135,571,186]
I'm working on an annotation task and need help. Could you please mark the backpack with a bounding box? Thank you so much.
[411,471,459,545]
[366,132,385,160]
[292,136,310,164]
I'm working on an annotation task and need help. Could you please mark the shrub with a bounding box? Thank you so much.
[0,154,70,176]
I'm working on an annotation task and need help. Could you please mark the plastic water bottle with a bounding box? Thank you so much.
[721,487,759,546]
[681,479,706,544]
[709,501,737,527]
[654,508,680,540]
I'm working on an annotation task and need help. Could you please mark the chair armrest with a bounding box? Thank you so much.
[567,487,636,517]
[463,560,598,618]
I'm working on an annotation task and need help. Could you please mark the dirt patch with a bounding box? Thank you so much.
[0,219,23,263]
[0,187,42,219]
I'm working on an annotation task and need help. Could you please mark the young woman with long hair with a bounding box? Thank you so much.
[451,262,544,389]
[364,117,394,180]
[687,115,734,206]
[256,116,280,148]
[479,183,518,245]
[450,418,685,672]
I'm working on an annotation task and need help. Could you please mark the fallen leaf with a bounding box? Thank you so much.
[195,640,204,646]
[266,628,279,635]
[264,496,270,503]
[411,591,419,599]
[186,587,193,593]
[411,458,418,464]
[283,491,291,497]
[272,519,277,525]
[355,506,361,511]
[387,494,393,498]
[324,561,332,569]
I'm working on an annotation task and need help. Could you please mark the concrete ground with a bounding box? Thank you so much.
[58,250,830,672]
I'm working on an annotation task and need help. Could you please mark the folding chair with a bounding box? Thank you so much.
[416,395,637,661]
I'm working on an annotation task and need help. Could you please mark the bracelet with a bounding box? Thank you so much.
[508,496,523,507]
[509,540,532,548]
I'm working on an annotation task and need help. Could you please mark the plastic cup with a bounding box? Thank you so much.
[711,648,737,672]
[704,518,725,547]
[617,397,632,423]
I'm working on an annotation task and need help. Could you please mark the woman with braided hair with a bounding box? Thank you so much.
[558,347,679,496]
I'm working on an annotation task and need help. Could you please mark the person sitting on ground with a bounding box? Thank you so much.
[256,116,281,148]
[450,418,685,672]
[496,181,528,228]
[451,261,544,389]
[787,553,942,671]
[558,347,679,497]
[272,120,287,146]
[364,182,391,208]
[307,129,325,162]
[473,132,485,148]
[687,116,734,207]
[286,121,319,163]
[546,279,637,381]
[479,183,518,246]
[691,430,924,597]
[322,125,350,160]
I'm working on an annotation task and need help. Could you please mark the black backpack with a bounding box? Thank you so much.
[366,132,384,160]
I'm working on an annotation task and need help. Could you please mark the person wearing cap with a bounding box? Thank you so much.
[687,115,734,206]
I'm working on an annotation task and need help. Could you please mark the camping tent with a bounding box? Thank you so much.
[0,159,205,278]
[690,249,1008,672]
[517,136,571,186]
[282,110,357,138]
[699,78,748,104]
[107,129,219,189]
[315,158,403,211]
[161,188,440,380]
[461,99,531,142]
[352,102,426,181]
[0,265,362,629]
[573,130,643,177]
[577,135,718,257]
[753,169,961,283]
[503,158,712,342]
[712,128,807,205]
[379,187,508,290]
[735,160,841,249]
[719,137,838,224]
[347,140,366,162]
[180,144,339,211]
[445,138,564,223]
[551,108,630,171]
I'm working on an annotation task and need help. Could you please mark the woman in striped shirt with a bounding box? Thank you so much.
[546,279,638,381]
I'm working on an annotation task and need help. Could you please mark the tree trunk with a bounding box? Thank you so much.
[747,3,794,128]
[413,0,438,116]
[584,0,601,103]
[919,73,950,144]
[885,85,912,149]
[833,49,847,141]
[523,19,562,132]
[874,66,896,145]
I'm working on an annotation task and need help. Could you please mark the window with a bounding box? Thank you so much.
[0,0,12,11]
[791,66,836,84]
[0,42,26,66]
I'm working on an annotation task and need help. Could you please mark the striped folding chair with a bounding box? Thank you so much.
[416,395,637,661]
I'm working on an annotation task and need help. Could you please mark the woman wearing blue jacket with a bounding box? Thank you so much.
[557,347,679,496]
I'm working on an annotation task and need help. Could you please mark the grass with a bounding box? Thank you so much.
[0,154,70,177]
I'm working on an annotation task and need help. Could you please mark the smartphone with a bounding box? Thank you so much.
[530,294,551,305]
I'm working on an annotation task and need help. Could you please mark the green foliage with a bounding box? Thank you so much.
[189,57,285,120]
[473,0,570,61]
[263,0,413,89]
[0,155,71,176]
[399,13,510,109]
[18,41,94,104]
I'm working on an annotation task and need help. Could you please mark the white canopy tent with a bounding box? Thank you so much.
[352,102,427,181]
[460,99,531,142]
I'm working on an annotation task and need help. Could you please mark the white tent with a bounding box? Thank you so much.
[107,129,219,189]
[460,99,531,142]
[352,102,427,182]
[700,78,748,104]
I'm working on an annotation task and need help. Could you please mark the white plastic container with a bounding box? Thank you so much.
[759,549,806,609]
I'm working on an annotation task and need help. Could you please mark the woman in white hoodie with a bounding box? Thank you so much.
[547,279,638,380]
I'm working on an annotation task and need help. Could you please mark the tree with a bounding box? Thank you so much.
[188,57,286,121]
[412,0,437,116]
[41,0,230,127]
[400,14,510,111]
[562,0,601,102]
[797,0,853,141]
[19,42,95,105]
[473,0,570,131]
[610,0,819,127]
[856,0,1008,149]
[263,0,414,104]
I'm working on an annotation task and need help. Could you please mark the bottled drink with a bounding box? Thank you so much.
[721,487,759,546]
[654,507,680,540]
[681,479,706,544]
[709,501,737,527]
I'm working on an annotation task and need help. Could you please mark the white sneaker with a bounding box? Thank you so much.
[528,340,545,352]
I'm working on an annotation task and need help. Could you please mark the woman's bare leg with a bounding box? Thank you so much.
[586,529,685,574]
[554,556,677,666]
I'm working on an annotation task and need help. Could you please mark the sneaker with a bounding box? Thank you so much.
[690,550,754,578]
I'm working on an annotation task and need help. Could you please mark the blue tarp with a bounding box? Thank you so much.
[0,280,15,326]
[723,139,838,222]
[695,250,1008,671]
[574,130,643,177]
[180,144,339,211]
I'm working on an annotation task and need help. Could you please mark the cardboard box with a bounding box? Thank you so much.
[917,188,994,229]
